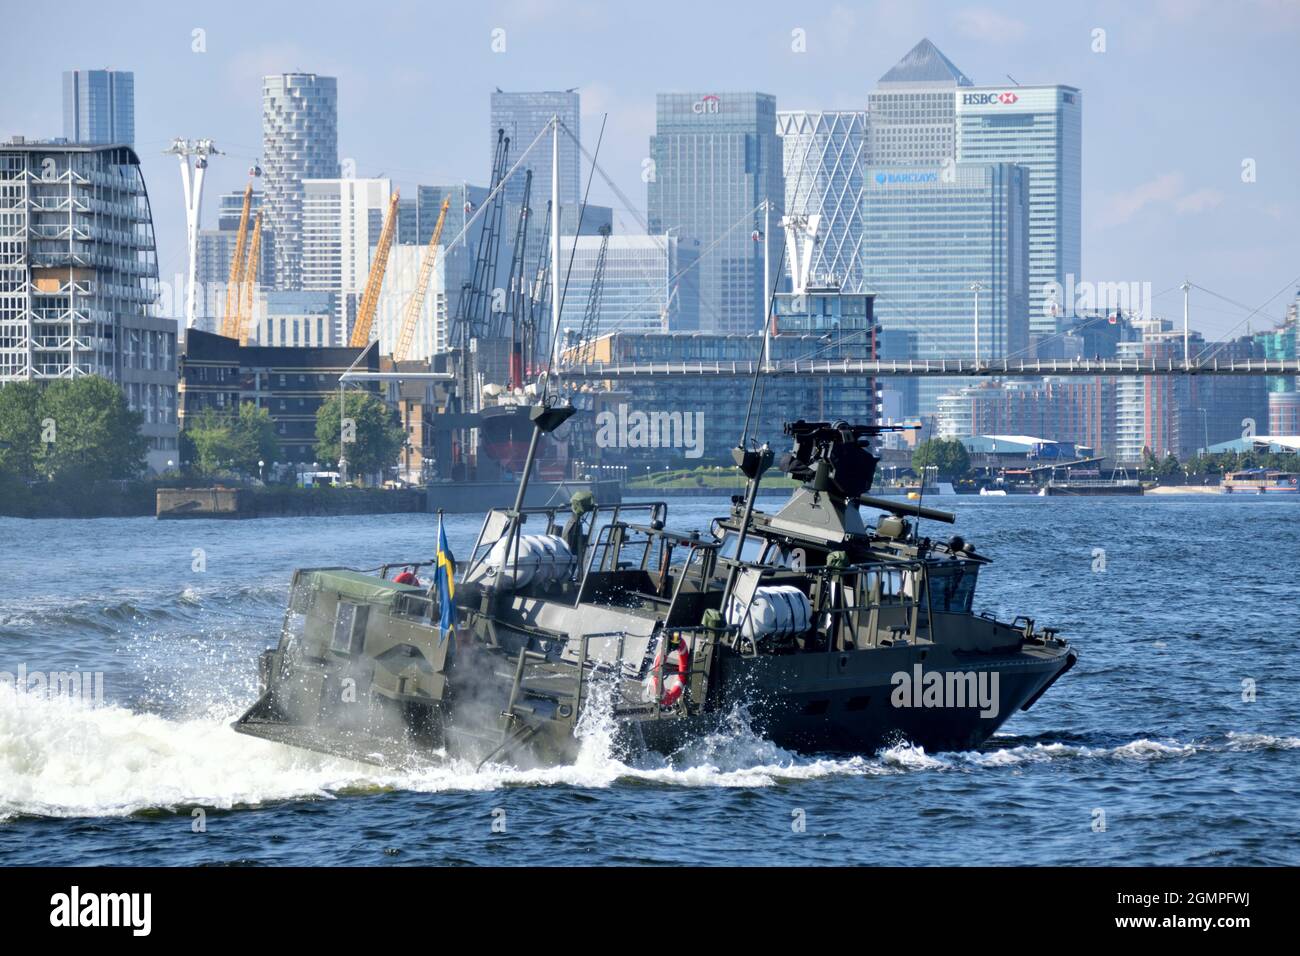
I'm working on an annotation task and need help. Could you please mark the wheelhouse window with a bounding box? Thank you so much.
[933,565,977,614]
[718,530,765,563]
[331,601,369,655]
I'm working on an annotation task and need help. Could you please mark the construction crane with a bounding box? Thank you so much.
[220,182,254,339]
[392,195,450,363]
[237,211,263,346]
[576,224,612,365]
[524,199,553,379]
[349,190,401,349]
[449,130,511,411]
[503,170,533,385]
[451,130,510,354]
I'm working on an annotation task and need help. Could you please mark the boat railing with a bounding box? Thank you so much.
[721,557,937,652]
[812,558,934,649]
[575,508,717,606]
[464,500,669,590]
[572,624,732,722]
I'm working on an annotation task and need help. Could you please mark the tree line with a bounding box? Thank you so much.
[0,375,406,486]
[176,390,405,480]
[0,377,147,481]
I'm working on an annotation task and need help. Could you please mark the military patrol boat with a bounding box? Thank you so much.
[234,413,1077,768]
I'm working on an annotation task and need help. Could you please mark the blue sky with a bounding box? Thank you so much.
[3,0,1298,338]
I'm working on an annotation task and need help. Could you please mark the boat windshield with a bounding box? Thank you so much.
[717,530,766,563]
[932,564,977,614]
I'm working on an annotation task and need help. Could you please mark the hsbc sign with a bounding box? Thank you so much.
[962,91,1019,106]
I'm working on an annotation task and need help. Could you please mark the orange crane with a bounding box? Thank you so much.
[392,195,450,362]
[237,211,263,346]
[220,182,254,339]
[348,190,400,349]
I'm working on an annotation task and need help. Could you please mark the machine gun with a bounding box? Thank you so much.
[776,419,892,499]
[775,420,956,524]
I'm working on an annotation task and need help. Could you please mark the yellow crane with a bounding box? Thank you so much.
[237,211,263,346]
[349,190,400,349]
[220,182,254,339]
[392,195,450,362]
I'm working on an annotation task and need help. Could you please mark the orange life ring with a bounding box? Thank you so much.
[644,634,691,707]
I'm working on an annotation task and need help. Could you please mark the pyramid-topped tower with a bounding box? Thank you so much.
[878,38,973,88]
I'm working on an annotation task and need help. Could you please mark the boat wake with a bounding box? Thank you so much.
[0,584,288,639]
[1,684,1295,822]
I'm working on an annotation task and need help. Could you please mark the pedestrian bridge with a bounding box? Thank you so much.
[555,356,1300,380]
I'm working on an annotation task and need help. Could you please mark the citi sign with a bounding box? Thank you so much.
[692,95,721,114]
[962,91,1019,106]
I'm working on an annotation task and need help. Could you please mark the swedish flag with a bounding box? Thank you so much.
[435,515,456,641]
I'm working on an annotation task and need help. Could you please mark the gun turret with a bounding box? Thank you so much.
[778,420,883,500]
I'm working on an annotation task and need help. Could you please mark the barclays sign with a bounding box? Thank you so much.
[874,171,939,185]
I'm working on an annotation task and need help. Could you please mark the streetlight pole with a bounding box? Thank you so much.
[970,282,983,369]
[762,201,771,369]
[547,114,562,373]
[337,380,348,485]
[1181,279,1191,369]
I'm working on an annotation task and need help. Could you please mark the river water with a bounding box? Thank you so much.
[0,495,1295,865]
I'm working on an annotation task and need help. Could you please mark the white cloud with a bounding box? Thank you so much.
[1098,172,1226,228]
[1098,172,1184,228]
[1174,188,1225,214]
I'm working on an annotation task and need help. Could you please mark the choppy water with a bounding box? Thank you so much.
[0,496,1296,865]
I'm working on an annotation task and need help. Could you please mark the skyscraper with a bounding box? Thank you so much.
[778,110,868,292]
[489,90,580,206]
[262,73,339,290]
[300,177,391,342]
[957,85,1082,339]
[62,69,134,146]
[648,92,784,334]
[558,233,701,336]
[863,163,1030,415]
[867,39,971,167]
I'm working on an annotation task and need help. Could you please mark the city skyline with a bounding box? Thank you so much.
[1,0,1297,342]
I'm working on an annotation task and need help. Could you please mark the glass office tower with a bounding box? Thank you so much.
[957,85,1082,339]
[558,234,701,336]
[648,92,784,334]
[778,110,868,292]
[489,90,581,207]
[62,69,134,146]
[863,163,1030,415]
